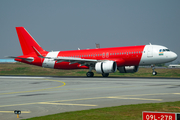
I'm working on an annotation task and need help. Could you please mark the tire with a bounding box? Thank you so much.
[152,71,157,75]
[102,73,109,77]
[86,72,94,77]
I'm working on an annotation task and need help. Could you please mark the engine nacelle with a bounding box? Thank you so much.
[118,66,139,73]
[95,61,117,74]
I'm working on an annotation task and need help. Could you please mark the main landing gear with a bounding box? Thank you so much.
[102,73,109,77]
[151,64,157,75]
[86,72,109,77]
[86,66,109,77]
[86,66,94,77]
[86,72,94,77]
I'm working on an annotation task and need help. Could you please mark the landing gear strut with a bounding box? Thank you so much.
[86,66,94,77]
[102,73,109,77]
[151,64,157,75]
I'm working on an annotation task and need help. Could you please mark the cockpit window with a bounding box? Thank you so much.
[159,49,170,52]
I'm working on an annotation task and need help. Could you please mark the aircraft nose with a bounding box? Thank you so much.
[171,52,178,60]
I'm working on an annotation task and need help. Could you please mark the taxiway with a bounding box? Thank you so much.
[0,76,180,120]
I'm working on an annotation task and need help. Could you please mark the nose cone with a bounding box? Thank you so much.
[171,52,178,61]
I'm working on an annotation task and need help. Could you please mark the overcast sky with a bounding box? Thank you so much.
[0,0,180,63]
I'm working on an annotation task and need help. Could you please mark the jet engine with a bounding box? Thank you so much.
[118,66,139,73]
[95,61,117,74]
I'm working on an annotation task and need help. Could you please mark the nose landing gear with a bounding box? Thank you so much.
[151,64,157,75]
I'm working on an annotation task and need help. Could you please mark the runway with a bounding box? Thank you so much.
[0,76,180,120]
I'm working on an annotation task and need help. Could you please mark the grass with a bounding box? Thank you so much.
[23,101,180,120]
[0,63,180,78]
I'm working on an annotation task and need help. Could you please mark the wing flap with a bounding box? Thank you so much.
[54,57,98,65]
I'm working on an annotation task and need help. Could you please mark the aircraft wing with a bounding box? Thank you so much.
[54,57,99,66]
[32,46,101,66]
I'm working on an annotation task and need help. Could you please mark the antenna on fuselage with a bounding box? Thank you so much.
[96,43,100,49]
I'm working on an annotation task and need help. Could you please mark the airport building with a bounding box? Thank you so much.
[168,64,180,68]
[0,59,16,63]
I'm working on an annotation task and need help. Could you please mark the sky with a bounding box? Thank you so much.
[0,0,180,63]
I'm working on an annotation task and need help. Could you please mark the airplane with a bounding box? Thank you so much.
[7,27,178,77]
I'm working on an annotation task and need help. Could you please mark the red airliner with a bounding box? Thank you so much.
[8,27,177,77]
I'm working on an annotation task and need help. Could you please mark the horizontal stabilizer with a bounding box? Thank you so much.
[6,56,34,61]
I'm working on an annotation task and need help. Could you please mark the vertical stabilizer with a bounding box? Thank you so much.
[16,27,45,55]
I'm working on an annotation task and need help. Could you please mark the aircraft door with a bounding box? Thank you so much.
[42,51,59,68]
[147,46,153,57]
[42,59,55,68]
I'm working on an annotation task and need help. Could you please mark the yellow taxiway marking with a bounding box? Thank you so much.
[107,97,162,101]
[0,102,40,107]
[121,93,180,97]
[0,111,31,113]
[39,102,97,106]
[0,79,66,95]
[0,92,179,108]
[0,102,97,108]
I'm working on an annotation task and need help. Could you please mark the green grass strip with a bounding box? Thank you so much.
[0,63,180,77]
[23,101,180,120]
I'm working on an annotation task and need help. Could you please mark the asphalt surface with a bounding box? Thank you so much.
[0,76,180,120]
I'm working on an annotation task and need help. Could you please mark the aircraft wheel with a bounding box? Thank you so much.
[86,72,94,77]
[102,73,109,77]
[152,71,157,75]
